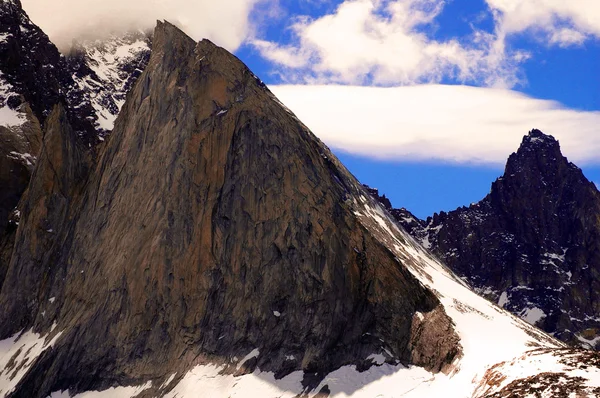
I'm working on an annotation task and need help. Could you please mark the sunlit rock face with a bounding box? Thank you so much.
[0,20,462,397]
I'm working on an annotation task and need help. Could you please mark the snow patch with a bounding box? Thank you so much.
[366,353,386,365]
[7,151,35,167]
[576,334,600,349]
[48,382,152,398]
[236,348,260,370]
[164,364,304,398]
[0,330,63,396]
[497,291,509,308]
[161,373,177,389]
[521,307,546,325]
[0,72,25,128]
[0,106,24,128]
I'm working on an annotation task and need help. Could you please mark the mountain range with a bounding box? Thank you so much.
[0,1,599,397]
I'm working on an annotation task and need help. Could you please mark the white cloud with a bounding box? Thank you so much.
[252,0,526,87]
[485,0,600,47]
[270,84,600,165]
[21,0,270,51]
[549,28,587,47]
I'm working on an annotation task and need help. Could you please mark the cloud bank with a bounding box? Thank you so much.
[270,84,600,166]
[486,0,600,46]
[21,0,269,50]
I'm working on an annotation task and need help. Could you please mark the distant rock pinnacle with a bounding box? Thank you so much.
[389,129,600,348]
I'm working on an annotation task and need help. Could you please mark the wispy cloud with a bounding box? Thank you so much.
[251,0,526,87]
[270,84,600,165]
[485,0,600,47]
[253,0,600,87]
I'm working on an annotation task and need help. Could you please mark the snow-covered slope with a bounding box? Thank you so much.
[0,71,25,128]
[66,31,151,137]
[8,194,596,398]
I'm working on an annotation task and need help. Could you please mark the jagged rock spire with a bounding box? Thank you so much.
[391,129,600,348]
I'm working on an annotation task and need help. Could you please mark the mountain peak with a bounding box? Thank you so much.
[152,19,196,57]
[501,129,570,186]
[393,128,600,349]
[519,128,560,152]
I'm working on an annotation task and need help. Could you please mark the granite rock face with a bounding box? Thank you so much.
[0,21,460,397]
[388,130,600,348]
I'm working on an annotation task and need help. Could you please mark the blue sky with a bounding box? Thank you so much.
[21,0,600,218]
[236,0,600,218]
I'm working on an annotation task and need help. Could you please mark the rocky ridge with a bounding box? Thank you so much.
[383,129,600,349]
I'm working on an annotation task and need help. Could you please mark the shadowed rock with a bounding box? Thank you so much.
[0,103,42,288]
[389,129,600,348]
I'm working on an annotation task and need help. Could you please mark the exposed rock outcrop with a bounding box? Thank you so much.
[388,130,600,348]
[0,103,42,287]
[0,21,460,397]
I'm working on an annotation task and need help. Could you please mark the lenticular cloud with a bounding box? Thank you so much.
[270,84,600,166]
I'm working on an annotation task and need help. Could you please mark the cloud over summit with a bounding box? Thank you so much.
[21,0,268,50]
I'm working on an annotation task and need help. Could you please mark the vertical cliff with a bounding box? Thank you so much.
[0,21,460,397]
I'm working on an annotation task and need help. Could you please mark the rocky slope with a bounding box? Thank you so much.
[0,0,151,289]
[1,19,599,398]
[65,30,152,137]
[0,0,98,142]
[387,130,600,349]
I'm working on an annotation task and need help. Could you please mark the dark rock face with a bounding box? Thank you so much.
[0,103,42,288]
[0,1,151,289]
[0,21,460,397]
[387,130,600,348]
[0,0,82,291]
[0,0,152,143]
[0,0,97,144]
